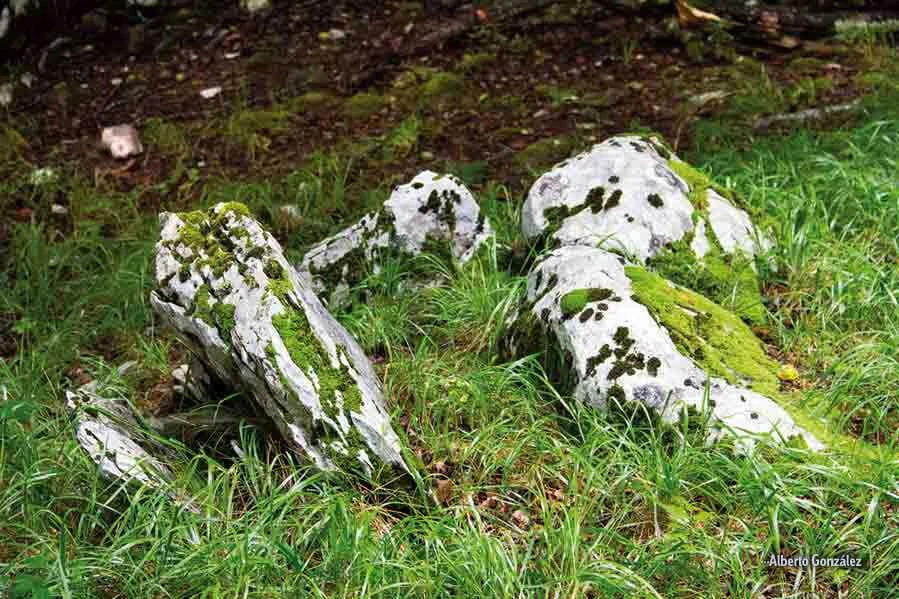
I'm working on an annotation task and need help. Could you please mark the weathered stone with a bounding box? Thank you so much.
[101,124,143,159]
[0,82,11,106]
[150,203,408,476]
[505,245,821,451]
[297,170,493,307]
[66,382,175,490]
[522,135,773,324]
[520,135,769,263]
[242,0,270,13]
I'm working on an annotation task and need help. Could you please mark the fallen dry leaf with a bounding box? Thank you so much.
[511,509,530,529]
[435,479,453,505]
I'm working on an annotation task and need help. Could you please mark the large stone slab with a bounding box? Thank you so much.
[151,202,408,476]
[505,245,821,451]
[297,170,493,307]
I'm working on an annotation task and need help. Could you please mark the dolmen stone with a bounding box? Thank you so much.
[150,202,408,475]
[521,135,767,261]
[509,136,821,450]
[506,246,821,451]
[297,170,493,307]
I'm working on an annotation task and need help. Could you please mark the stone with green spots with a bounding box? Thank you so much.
[521,135,771,269]
[151,202,408,476]
[297,170,493,308]
[504,244,821,452]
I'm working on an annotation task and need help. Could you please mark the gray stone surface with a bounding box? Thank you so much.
[151,203,408,475]
[66,383,174,489]
[298,170,493,307]
[506,245,821,451]
[521,135,769,263]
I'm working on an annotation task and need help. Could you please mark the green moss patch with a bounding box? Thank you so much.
[668,158,741,211]
[270,310,362,418]
[515,136,576,171]
[626,266,779,395]
[560,287,614,318]
[648,234,766,325]
[420,72,465,100]
[345,92,387,120]
[668,159,713,211]
[459,52,497,73]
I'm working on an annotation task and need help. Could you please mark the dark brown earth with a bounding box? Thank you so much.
[2,0,873,204]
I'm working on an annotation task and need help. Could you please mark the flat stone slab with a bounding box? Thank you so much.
[151,203,408,476]
[66,383,174,490]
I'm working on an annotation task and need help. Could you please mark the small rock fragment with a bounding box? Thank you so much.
[242,0,271,13]
[200,86,222,99]
[66,383,174,490]
[0,83,12,107]
[101,124,143,159]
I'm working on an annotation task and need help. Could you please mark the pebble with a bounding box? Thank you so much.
[101,124,143,159]
[0,83,12,107]
[200,86,222,99]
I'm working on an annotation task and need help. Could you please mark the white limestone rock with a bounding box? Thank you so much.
[505,245,821,452]
[150,203,408,476]
[101,124,143,159]
[66,383,174,489]
[520,135,769,263]
[298,170,493,307]
[706,188,771,256]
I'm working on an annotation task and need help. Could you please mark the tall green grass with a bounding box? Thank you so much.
[2,75,899,599]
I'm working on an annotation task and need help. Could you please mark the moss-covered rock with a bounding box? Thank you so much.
[504,244,821,452]
[297,171,494,308]
[151,203,408,476]
[521,135,773,325]
[344,92,387,120]
[626,266,778,394]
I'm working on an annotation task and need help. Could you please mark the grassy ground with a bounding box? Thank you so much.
[2,45,899,599]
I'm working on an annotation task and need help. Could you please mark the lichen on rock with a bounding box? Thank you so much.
[151,202,408,476]
[521,134,772,323]
[504,245,821,451]
[297,170,494,307]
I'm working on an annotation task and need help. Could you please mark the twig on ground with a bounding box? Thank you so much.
[753,100,861,131]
